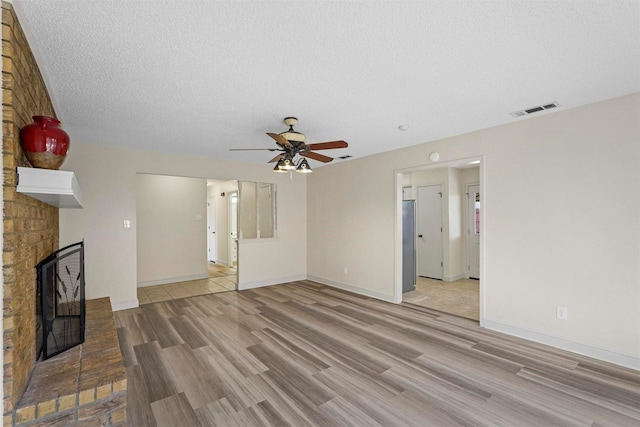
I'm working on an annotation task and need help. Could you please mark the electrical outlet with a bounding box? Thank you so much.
[343,267,348,275]
[123,220,131,228]
[556,306,568,320]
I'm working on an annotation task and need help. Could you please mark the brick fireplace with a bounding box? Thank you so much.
[2,2,59,413]
[2,4,126,425]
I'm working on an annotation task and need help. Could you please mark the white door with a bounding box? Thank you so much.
[417,185,443,279]
[207,197,216,262]
[467,184,480,279]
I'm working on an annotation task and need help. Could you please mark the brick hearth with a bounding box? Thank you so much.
[9,298,127,426]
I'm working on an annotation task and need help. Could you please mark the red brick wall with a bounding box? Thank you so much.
[2,2,59,414]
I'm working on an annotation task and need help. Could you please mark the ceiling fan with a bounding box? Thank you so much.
[229,117,349,173]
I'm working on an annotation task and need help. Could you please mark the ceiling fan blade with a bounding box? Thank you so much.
[304,151,334,163]
[229,148,281,151]
[268,154,284,163]
[266,132,291,147]
[307,140,348,150]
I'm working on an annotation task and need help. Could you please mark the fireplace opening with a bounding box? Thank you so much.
[35,241,86,360]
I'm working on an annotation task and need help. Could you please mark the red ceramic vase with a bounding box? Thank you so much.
[19,116,70,170]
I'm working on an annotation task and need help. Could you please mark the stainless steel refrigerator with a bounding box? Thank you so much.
[402,200,416,293]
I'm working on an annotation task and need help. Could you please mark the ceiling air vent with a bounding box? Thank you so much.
[510,102,560,118]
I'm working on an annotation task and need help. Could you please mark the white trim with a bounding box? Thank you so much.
[228,190,238,267]
[484,318,640,371]
[478,161,485,327]
[110,298,139,311]
[307,275,396,303]
[238,274,306,290]
[137,273,208,287]
[394,172,404,303]
[465,182,481,280]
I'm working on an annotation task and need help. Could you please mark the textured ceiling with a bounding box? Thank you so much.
[10,0,640,166]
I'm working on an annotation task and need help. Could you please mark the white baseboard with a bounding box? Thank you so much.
[137,273,209,287]
[307,275,396,303]
[238,275,307,290]
[483,318,640,371]
[443,273,466,282]
[110,298,139,311]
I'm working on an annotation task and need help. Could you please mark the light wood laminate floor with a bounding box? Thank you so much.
[115,280,640,427]
[137,263,236,304]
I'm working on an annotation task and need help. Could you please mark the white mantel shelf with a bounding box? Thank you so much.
[16,166,83,208]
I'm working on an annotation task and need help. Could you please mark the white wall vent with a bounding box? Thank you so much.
[510,102,560,117]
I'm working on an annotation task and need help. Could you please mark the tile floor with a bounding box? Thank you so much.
[137,263,237,305]
[402,276,479,321]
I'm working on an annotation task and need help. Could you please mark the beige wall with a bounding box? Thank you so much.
[258,183,275,238]
[59,143,307,309]
[136,174,208,286]
[308,94,640,368]
[239,181,257,239]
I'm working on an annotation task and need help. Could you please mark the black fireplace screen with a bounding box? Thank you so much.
[36,241,86,360]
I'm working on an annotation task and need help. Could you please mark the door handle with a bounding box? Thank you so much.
[418,234,423,238]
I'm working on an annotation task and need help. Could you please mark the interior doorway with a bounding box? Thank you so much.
[135,175,238,305]
[396,159,483,323]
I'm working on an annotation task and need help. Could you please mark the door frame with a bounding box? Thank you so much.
[466,183,480,279]
[207,196,216,262]
[228,190,238,269]
[394,156,485,325]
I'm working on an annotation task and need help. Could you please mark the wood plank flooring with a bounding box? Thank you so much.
[115,280,640,426]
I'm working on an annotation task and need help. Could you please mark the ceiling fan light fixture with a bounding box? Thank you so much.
[279,157,295,171]
[237,117,348,172]
[296,158,312,173]
[273,159,288,173]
